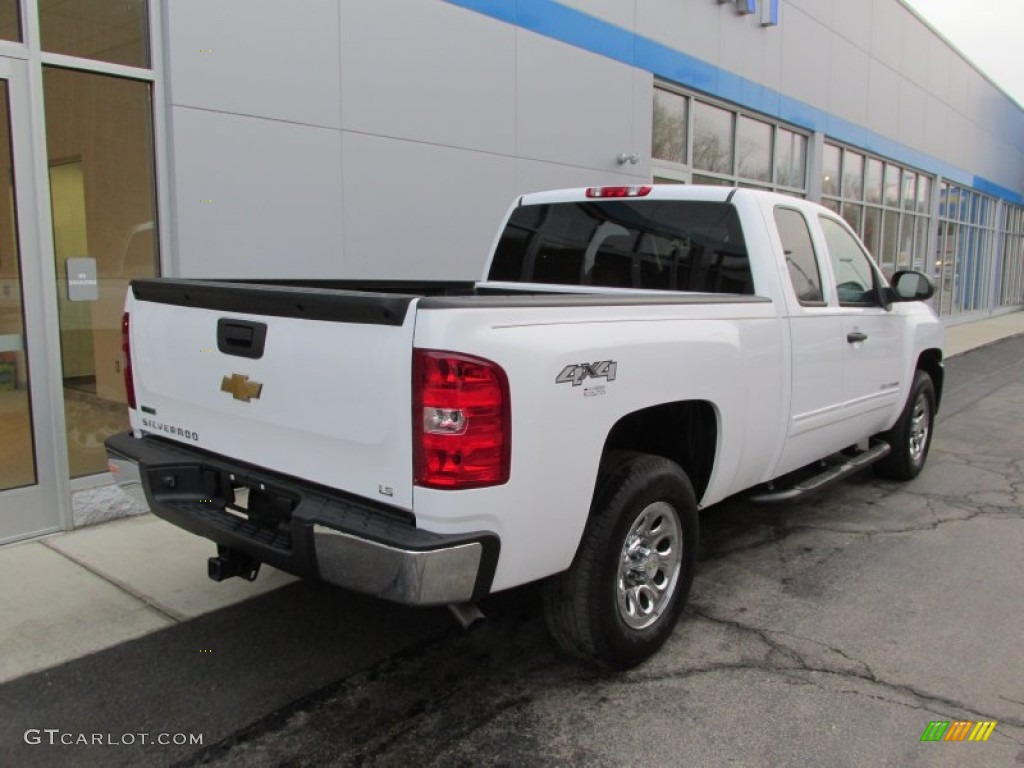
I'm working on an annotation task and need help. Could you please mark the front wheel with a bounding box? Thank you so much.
[543,452,699,668]
[873,369,936,480]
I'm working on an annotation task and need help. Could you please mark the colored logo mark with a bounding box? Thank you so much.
[220,373,263,403]
[920,720,996,742]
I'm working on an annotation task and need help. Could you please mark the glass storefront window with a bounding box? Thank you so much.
[736,116,771,182]
[902,172,917,210]
[914,215,929,270]
[939,183,957,220]
[1001,206,1024,306]
[979,196,993,228]
[653,86,808,195]
[842,150,864,201]
[822,144,840,197]
[865,158,884,204]
[881,209,899,270]
[937,181,999,315]
[938,221,954,314]
[0,0,20,42]
[0,82,36,491]
[652,87,686,165]
[884,164,901,207]
[897,216,914,268]
[693,101,733,174]
[40,0,150,69]
[963,226,978,310]
[863,206,882,262]
[775,129,806,189]
[823,142,950,302]
[43,67,159,477]
[841,202,863,236]
[916,176,931,214]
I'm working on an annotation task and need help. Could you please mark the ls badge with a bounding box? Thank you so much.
[221,373,263,402]
[556,360,617,387]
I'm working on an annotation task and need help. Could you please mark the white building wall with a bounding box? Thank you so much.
[161,0,1023,281]
[163,0,648,280]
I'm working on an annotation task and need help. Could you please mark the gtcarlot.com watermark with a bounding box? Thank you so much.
[24,729,203,747]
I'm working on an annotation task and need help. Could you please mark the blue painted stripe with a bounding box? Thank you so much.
[633,35,717,95]
[517,0,634,64]
[443,0,1023,206]
[453,0,517,24]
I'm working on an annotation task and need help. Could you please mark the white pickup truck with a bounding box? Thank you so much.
[106,185,943,667]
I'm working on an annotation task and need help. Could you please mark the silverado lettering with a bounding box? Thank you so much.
[140,418,199,442]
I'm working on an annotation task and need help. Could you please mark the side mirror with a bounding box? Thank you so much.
[890,269,934,302]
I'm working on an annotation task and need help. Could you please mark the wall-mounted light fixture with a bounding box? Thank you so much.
[617,153,640,165]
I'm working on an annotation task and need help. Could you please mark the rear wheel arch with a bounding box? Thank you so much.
[599,400,718,505]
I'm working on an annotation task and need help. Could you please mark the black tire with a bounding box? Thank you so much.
[873,369,936,480]
[543,451,699,669]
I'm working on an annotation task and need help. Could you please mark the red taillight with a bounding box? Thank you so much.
[585,185,652,198]
[413,350,510,489]
[121,312,136,410]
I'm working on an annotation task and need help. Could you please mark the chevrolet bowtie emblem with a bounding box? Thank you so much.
[221,373,263,402]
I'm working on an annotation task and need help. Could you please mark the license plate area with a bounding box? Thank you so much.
[224,473,299,533]
[146,463,299,536]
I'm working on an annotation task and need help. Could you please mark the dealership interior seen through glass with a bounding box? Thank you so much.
[0,81,35,493]
[44,67,159,478]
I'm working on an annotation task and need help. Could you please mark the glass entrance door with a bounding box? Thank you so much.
[0,60,61,543]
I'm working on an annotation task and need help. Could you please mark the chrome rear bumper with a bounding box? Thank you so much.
[314,526,483,604]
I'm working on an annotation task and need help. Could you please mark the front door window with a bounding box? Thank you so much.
[819,216,881,306]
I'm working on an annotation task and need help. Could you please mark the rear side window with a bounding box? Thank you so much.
[774,207,824,305]
[489,200,753,294]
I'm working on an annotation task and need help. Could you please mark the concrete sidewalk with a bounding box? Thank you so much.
[1,310,1021,684]
[0,515,296,684]
[944,309,1024,356]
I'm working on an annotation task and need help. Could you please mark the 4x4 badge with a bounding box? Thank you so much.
[556,361,617,387]
[221,373,263,402]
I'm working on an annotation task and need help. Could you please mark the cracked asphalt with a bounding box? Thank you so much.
[3,334,1023,767]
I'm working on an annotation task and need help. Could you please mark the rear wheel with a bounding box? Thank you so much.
[873,369,935,480]
[543,452,699,668]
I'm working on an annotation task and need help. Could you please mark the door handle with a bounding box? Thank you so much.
[847,331,868,344]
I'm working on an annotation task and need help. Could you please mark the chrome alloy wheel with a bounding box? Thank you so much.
[908,392,931,465]
[616,501,683,630]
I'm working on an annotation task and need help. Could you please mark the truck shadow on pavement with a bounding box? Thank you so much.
[0,582,456,768]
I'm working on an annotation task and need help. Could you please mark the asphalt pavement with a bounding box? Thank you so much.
[2,333,1023,767]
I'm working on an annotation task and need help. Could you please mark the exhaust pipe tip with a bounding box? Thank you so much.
[447,602,485,630]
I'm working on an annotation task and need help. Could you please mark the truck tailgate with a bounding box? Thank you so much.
[126,280,418,510]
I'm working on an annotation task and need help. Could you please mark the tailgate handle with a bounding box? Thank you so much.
[217,319,267,359]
